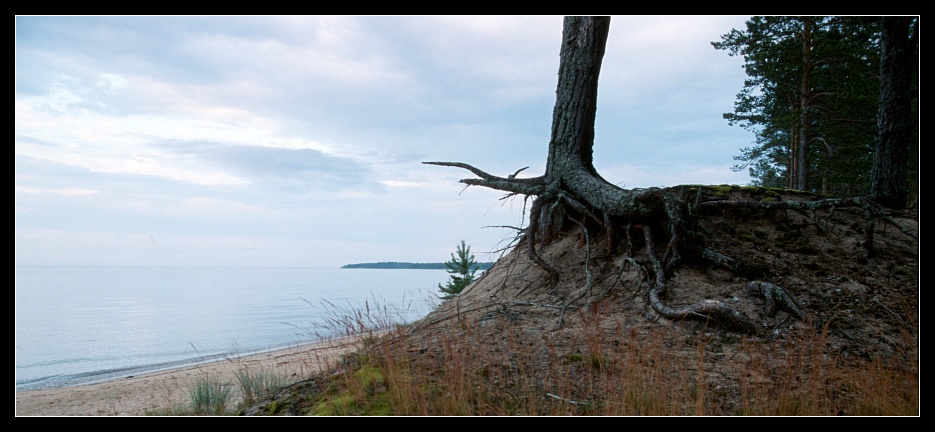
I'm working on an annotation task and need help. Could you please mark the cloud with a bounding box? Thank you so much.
[15,139,250,187]
[154,140,377,191]
[15,15,759,267]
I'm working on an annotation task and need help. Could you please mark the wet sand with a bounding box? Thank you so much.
[15,336,363,416]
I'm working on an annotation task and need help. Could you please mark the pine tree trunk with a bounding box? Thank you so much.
[871,16,915,208]
[545,16,609,181]
[796,18,813,191]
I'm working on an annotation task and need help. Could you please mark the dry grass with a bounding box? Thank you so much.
[243,213,919,417]
[236,191,918,416]
[248,301,918,416]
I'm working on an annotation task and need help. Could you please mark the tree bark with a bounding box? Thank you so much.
[546,16,609,181]
[871,16,916,208]
[796,18,813,191]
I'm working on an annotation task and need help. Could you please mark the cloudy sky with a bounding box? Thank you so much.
[15,16,756,268]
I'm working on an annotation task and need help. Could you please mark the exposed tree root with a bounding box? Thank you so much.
[746,281,808,320]
[424,162,895,336]
[558,218,593,327]
[527,197,560,287]
[421,17,917,338]
[642,224,757,335]
[699,248,767,278]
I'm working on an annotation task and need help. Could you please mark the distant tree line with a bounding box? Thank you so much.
[713,16,918,206]
[341,261,495,270]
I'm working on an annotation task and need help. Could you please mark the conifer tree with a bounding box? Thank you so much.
[713,16,883,196]
[438,241,477,299]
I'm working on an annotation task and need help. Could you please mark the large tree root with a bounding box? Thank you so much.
[527,197,560,286]
[746,281,808,320]
[424,162,892,335]
[642,225,757,334]
[699,248,767,278]
[557,218,593,327]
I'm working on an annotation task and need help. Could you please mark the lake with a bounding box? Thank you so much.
[14,265,446,392]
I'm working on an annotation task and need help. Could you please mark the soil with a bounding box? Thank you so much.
[252,186,920,415]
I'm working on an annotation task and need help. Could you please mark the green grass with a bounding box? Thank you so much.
[187,375,233,415]
[235,368,290,405]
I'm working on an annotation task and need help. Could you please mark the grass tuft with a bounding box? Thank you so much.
[236,368,290,405]
[187,375,233,415]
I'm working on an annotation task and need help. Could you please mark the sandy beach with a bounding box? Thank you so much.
[15,336,363,416]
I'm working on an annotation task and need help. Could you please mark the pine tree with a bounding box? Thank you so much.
[871,16,918,208]
[713,16,882,196]
[438,241,477,299]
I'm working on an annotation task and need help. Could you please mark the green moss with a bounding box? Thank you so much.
[308,389,393,416]
[707,184,737,198]
[299,363,398,416]
[355,365,385,390]
[311,394,357,416]
[368,393,393,416]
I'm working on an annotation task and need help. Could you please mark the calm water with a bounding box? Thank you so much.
[15,265,445,392]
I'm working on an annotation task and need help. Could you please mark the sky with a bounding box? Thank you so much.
[15,15,757,268]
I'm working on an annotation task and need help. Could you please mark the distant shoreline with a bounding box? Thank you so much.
[341,262,494,270]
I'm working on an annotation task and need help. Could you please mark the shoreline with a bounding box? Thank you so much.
[15,335,365,416]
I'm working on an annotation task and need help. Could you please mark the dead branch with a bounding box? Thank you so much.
[545,392,590,406]
[513,301,564,309]
[423,161,546,196]
[509,166,530,179]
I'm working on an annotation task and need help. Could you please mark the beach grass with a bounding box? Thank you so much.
[236,368,291,406]
[74,294,915,416]
[187,375,233,415]
[240,298,918,416]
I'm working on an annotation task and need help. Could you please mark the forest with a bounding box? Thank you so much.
[713,16,918,206]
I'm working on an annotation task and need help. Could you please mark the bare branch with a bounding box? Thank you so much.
[423,161,500,180]
[509,166,530,179]
[462,178,546,196]
[483,225,525,231]
[423,161,545,185]
[545,392,590,406]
